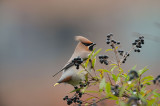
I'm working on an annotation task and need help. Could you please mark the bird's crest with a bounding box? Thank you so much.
[75,36,92,44]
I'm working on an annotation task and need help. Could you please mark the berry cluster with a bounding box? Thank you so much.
[132,36,144,52]
[106,33,120,47]
[121,52,130,63]
[98,55,109,65]
[72,56,83,69]
[153,75,160,84]
[111,85,119,96]
[118,50,124,56]
[128,70,139,81]
[63,86,83,105]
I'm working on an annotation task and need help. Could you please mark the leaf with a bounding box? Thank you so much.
[138,66,148,75]
[119,83,127,97]
[85,73,88,82]
[78,70,85,74]
[110,65,117,72]
[115,46,118,50]
[92,58,96,68]
[85,58,90,68]
[105,82,111,96]
[110,64,117,66]
[88,48,96,59]
[93,48,102,58]
[112,74,117,82]
[85,103,89,106]
[84,90,99,93]
[142,75,154,81]
[105,49,113,52]
[131,65,137,70]
[85,97,95,101]
[99,77,106,92]
[96,69,110,73]
[153,90,160,97]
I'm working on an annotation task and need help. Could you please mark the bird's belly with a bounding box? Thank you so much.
[67,69,87,86]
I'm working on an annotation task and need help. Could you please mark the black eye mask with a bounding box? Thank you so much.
[82,42,93,46]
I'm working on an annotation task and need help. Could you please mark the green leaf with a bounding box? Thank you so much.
[131,65,137,70]
[105,82,111,96]
[85,103,89,106]
[85,58,90,68]
[99,77,106,92]
[92,58,96,68]
[153,90,160,97]
[96,69,110,73]
[85,73,88,82]
[105,49,113,52]
[112,74,117,82]
[141,75,154,85]
[138,66,148,75]
[78,70,85,74]
[84,90,99,93]
[141,75,154,81]
[119,83,127,97]
[85,97,95,101]
[110,65,117,72]
[93,48,102,58]
[88,48,96,59]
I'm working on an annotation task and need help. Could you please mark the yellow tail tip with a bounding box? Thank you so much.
[54,83,59,86]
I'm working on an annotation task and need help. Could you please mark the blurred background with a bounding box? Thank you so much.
[0,0,160,106]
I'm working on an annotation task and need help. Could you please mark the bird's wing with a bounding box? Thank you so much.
[52,62,74,77]
[52,58,88,77]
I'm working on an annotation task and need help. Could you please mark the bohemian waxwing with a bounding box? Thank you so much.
[53,36,96,86]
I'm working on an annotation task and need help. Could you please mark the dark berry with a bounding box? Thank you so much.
[153,80,156,84]
[79,93,82,98]
[80,84,83,88]
[77,100,80,103]
[99,59,104,64]
[110,44,114,48]
[98,55,103,59]
[63,96,68,100]
[157,75,160,78]
[140,84,143,88]
[103,55,108,59]
[104,60,108,65]
[83,84,87,87]
[137,49,140,52]
[79,101,82,104]
[76,90,80,93]
[132,42,136,45]
[106,40,110,44]
[117,41,120,45]
[134,49,137,52]
[111,40,116,44]
[115,85,119,89]
[76,65,79,69]
[74,86,78,89]
[107,38,110,40]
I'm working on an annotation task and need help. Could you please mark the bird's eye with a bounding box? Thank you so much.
[88,43,96,51]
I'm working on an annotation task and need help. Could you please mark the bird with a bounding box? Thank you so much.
[53,36,96,86]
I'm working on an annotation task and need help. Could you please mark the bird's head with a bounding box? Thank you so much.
[75,36,96,51]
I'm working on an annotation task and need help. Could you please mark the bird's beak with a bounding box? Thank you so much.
[89,43,96,51]
[54,83,59,86]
